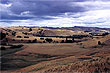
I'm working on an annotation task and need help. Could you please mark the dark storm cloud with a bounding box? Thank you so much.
[0,0,87,20]
[1,12,55,20]
[1,0,110,28]
[0,11,34,20]
[1,14,33,20]
[9,0,86,15]
[0,0,9,4]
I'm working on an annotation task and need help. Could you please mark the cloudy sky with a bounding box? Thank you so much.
[0,0,110,28]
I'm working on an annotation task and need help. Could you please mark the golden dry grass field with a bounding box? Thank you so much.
[0,26,110,73]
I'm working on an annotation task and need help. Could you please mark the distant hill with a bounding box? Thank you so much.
[42,26,110,32]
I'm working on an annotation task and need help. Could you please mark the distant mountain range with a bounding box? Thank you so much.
[42,26,110,32]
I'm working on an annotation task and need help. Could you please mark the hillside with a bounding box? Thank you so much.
[0,26,88,37]
[43,26,110,32]
[0,26,110,73]
[14,38,110,73]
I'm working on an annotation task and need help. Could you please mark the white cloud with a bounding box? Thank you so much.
[20,11,31,15]
[2,9,110,28]
[78,9,110,24]
[71,1,110,10]
[0,3,12,12]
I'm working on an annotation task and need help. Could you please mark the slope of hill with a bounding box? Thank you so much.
[0,26,88,41]
[43,26,110,32]
[13,39,110,73]
[0,26,110,73]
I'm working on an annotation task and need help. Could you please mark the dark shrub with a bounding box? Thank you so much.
[43,41,45,43]
[40,38,44,40]
[6,32,8,35]
[1,47,6,50]
[0,32,6,40]
[7,29,11,32]
[21,39,23,41]
[45,38,53,43]
[39,29,43,34]
[56,41,59,43]
[28,40,31,43]
[32,39,37,43]
[61,40,65,43]
[10,44,23,49]
[24,36,29,38]
[12,32,16,36]
[98,41,101,45]
[22,32,28,35]
[65,40,73,43]
[5,38,8,42]
[12,39,15,41]
[0,42,7,45]
[29,28,32,31]
[102,32,109,36]
[17,36,22,38]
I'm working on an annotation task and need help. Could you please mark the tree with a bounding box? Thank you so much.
[17,36,22,38]
[22,32,28,35]
[40,38,44,40]
[102,32,109,36]
[6,32,8,35]
[24,36,29,38]
[12,32,16,36]
[29,28,32,31]
[72,38,74,42]
[45,38,53,43]
[1,47,6,50]
[61,40,65,43]
[98,41,101,45]
[32,39,37,43]
[28,40,31,43]
[12,39,15,41]
[0,32,6,40]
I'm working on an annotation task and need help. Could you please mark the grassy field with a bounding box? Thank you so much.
[14,44,110,73]
[1,36,110,72]
[1,26,110,73]
[1,43,91,72]
[15,43,90,56]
